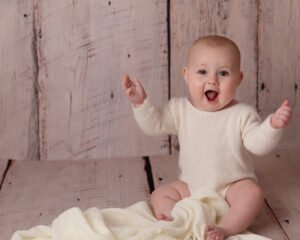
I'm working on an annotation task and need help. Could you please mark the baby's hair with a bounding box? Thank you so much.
[187,35,241,66]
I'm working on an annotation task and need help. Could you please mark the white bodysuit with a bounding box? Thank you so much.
[133,98,283,197]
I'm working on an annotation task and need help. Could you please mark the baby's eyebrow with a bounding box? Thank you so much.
[194,64,207,68]
[219,65,233,70]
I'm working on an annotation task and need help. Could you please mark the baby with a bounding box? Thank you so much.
[122,35,292,240]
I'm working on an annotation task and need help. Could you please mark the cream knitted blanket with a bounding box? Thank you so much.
[11,191,270,240]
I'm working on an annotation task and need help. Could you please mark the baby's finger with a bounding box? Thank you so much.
[277,114,289,123]
[277,108,291,116]
[122,75,128,90]
[122,74,133,89]
[133,77,141,87]
[279,105,292,111]
[126,87,135,97]
[280,100,289,108]
[278,115,290,125]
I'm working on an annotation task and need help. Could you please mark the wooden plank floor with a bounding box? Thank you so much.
[255,149,300,240]
[0,157,150,239]
[0,149,299,239]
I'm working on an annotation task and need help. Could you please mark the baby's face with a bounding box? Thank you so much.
[183,44,243,112]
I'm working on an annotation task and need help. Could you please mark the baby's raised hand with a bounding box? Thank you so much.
[122,74,147,107]
[270,100,292,129]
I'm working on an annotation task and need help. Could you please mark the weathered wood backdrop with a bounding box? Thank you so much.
[0,0,299,161]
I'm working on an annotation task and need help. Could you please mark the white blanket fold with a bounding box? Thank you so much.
[11,191,271,240]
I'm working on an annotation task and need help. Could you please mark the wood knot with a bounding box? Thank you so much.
[284,219,290,224]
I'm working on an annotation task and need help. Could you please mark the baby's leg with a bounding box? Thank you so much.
[151,180,190,220]
[206,179,264,240]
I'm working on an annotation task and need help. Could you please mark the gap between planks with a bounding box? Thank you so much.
[0,159,12,191]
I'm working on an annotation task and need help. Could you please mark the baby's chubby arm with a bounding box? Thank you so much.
[270,100,292,129]
[122,74,147,107]
[122,74,178,136]
[242,100,292,155]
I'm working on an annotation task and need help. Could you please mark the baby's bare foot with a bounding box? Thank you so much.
[205,225,225,240]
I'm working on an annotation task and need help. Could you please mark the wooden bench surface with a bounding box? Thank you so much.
[0,149,299,239]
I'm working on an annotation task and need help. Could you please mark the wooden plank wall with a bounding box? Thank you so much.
[0,0,169,161]
[258,0,300,149]
[0,1,38,161]
[36,0,169,161]
[0,0,299,161]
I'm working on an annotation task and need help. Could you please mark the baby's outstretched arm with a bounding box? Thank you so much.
[122,74,147,107]
[270,100,293,129]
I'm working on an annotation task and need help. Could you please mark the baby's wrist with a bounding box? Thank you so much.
[133,97,146,108]
[133,102,143,108]
[270,114,278,129]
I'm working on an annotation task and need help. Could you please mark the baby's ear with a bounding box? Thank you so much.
[238,71,244,85]
[182,67,189,83]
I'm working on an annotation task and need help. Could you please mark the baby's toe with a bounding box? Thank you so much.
[206,231,216,240]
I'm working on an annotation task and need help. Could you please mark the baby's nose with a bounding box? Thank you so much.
[207,76,218,85]
[208,81,217,85]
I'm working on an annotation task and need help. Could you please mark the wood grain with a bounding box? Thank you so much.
[255,149,300,239]
[36,0,169,160]
[258,0,300,149]
[0,1,38,160]
[150,155,288,239]
[0,157,149,239]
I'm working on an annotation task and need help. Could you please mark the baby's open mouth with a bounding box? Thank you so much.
[205,90,219,101]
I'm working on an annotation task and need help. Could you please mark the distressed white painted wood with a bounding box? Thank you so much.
[170,0,258,105]
[0,157,149,239]
[0,1,38,160]
[259,0,300,149]
[150,155,288,240]
[255,149,300,239]
[36,0,168,160]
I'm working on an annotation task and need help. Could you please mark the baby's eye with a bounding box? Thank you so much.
[197,69,207,75]
[219,71,229,77]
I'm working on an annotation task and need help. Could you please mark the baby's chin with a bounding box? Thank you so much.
[190,102,221,112]
[191,98,234,112]
[210,99,236,112]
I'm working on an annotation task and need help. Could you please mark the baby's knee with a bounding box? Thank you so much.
[151,184,180,203]
[250,183,264,203]
[242,180,264,198]
[240,180,265,207]
[150,185,181,220]
[227,179,265,206]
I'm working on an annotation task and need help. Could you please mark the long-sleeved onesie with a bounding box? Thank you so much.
[133,97,283,197]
